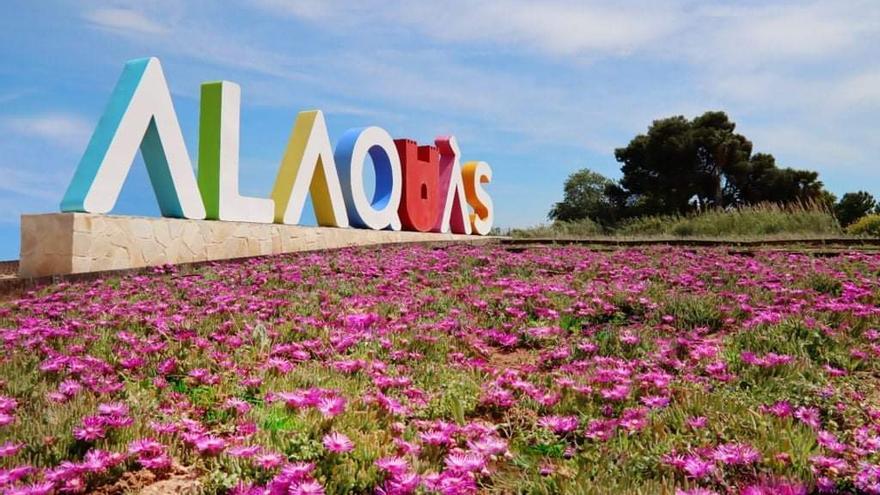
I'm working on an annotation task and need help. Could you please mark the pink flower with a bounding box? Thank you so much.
[20,481,54,495]
[228,445,261,458]
[281,462,316,481]
[0,441,22,458]
[0,413,15,427]
[444,452,486,473]
[323,432,354,454]
[82,449,124,473]
[376,456,409,476]
[686,416,708,429]
[289,480,325,495]
[317,396,346,418]
[742,479,807,495]
[817,430,848,454]
[139,453,172,470]
[73,416,106,441]
[224,397,252,415]
[467,436,508,456]
[254,452,285,469]
[713,443,760,465]
[856,463,880,494]
[641,395,670,409]
[129,438,164,458]
[538,415,579,434]
[97,402,129,417]
[683,456,714,479]
[195,435,227,456]
[380,471,421,495]
[761,401,793,417]
[794,406,821,429]
[0,396,17,413]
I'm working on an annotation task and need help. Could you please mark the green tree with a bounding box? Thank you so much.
[548,169,616,224]
[726,153,827,205]
[613,111,828,216]
[691,111,753,207]
[835,191,877,227]
[614,116,702,215]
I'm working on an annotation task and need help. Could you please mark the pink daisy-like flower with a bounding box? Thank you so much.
[375,456,409,476]
[74,416,106,441]
[0,413,15,427]
[97,402,129,417]
[254,452,285,470]
[0,441,23,458]
[0,396,17,413]
[683,456,714,480]
[20,481,54,495]
[139,453,172,470]
[228,445,261,458]
[713,443,761,465]
[129,438,164,457]
[538,415,579,434]
[224,397,252,415]
[687,416,708,429]
[195,435,227,456]
[317,396,346,418]
[289,480,325,495]
[322,432,354,454]
[280,462,316,482]
[445,452,486,473]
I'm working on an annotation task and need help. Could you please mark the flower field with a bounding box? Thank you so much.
[2,245,880,494]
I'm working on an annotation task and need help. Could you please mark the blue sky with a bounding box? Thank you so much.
[1,0,879,260]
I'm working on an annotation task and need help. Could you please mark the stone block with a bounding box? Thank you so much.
[19,213,494,278]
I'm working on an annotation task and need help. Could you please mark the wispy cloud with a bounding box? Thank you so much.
[1,114,92,151]
[253,0,684,57]
[83,7,170,35]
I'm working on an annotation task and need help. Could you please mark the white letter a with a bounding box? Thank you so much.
[60,57,205,219]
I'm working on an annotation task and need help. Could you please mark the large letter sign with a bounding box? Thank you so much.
[61,57,205,219]
[271,110,349,227]
[198,81,274,223]
[395,139,439,232]
[334,127,402,231]
[60,57,495,236]
[434,137,471,235]
[463,161,494,235]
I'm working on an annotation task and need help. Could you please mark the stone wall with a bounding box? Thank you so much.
[19,213,495,278]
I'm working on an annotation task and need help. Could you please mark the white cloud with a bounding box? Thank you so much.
[252,0,683,57]
[832,71,880,109]
[1,114,92,151]
[83,7,169,35]
[69,0,880,193]
[683,2,877,67]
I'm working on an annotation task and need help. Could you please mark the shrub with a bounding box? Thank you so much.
[846,213,880,237]
[835,191,877,227]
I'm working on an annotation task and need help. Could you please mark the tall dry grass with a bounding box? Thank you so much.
[509,202,842,239]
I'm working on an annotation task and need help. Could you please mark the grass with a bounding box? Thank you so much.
[507,202,846,239]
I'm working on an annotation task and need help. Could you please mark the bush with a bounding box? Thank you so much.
[846,214,880,237]
[835,191,877,227]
